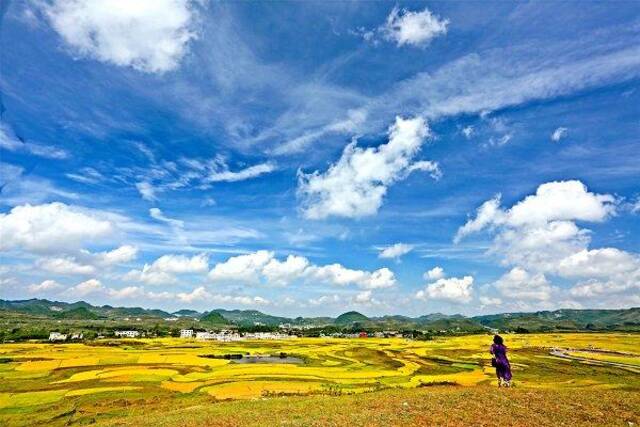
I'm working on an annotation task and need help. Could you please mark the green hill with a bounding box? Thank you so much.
[200,311,228,325]
[54,307,99,320]
[335,311,369,324]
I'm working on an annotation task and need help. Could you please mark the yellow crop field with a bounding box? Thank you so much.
[0,333,639,426]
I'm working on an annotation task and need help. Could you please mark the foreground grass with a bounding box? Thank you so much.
[99,386,640,427]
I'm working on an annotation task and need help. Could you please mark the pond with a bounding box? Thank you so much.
[198,353,304,364]
[232,355,304,364]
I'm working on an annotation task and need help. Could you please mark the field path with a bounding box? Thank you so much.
[549,348,640,372]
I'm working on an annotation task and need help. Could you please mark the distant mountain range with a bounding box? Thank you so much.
[1,298,639,332]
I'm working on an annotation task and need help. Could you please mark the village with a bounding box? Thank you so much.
[47,327,410,342]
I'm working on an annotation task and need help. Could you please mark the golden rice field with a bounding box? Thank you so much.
[1,333,639,426]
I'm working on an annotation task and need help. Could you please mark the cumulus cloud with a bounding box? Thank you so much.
[378,243,414,260]
[493,267,554,301]
[208,250,273,283]
[416,275,474,303]
[308,264,396,289]
[262,255,310,286]
[557,248,639,279]
[353,290,373,304]
[208,250,396,289]
[455,180,616,252]
[36,257,96,275]
[298,116,439,219]
[125,253,208,285]
[0,202,114,253]
[67,278,103,297]
[551,127,568,142]
[308,294,341,306]
[43,0,199,73]
[381,6,449,47]
[457,180,639,306]
[176,286,270,306]
[479,296,502,307]
[27,279,63,294]
[91,245,139,266]
[424,266,445,280]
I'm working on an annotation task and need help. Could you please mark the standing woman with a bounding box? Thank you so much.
[490,335,512,387]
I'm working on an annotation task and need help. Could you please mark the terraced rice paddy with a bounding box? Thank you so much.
[0,333,639,426]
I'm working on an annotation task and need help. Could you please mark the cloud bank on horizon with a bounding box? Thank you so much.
[0,0,639,316]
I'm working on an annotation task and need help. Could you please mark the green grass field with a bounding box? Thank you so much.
[1,333,638,426]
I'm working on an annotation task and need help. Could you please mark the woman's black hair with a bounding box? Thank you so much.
[493,334,504,345]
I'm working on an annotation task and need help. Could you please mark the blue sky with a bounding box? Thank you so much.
[0,1,639,316]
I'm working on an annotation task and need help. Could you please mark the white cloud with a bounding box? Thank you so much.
[208,250,273,283]
[298,116,438,219]
[551,127,568,142]
[136,182,159,202]
[381,6,449,47]
[462,126,474,139]
[307,264,396,289]
[208,250,396,289]
[125,253,208,285]
[106,285,146,299]
[27,279,63,294]
[479,296,502,307]
[353,290,373,304]
[456,180,616,245]
[455,196,503,243]
[493,267,554,301]
[176,286,270,306]
[506,181,615,226]
[557,248,639,279]
[132,157,275,202]
[92,245,139,266]
[0,202,114,253]
[416,275,474,303]
[457,180,639,307]
[176,286,211,303]
[308,294,341,306]
[65,167,105,184]
[148,253,209,274]
[205,162,276,183]
[424,266,445,280]
[0,123,68,159]
[378,243,414,260]
[36,257,96,275]
[149,208,184,228]
[67,278,103,297]
[262,255,310,286]
[43,0,199,73]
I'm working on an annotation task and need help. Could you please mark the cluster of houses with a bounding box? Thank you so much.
[180,329,298,341]
[48,332,83,342]
[114,330,141,338]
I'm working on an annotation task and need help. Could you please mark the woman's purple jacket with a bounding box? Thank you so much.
[490,343,512,381]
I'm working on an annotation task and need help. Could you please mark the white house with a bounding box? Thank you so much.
[114,330,140,338]
[49,332,67,341]
[179,329,194,338]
